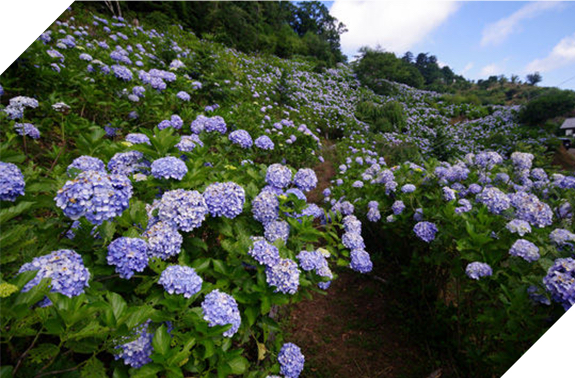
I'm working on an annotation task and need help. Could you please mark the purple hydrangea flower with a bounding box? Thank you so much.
[159,265,202,298]
[342,232,365,250]
[108,151,149,176]
[465,262,493,280]
[115,320,153,368]
[266,164,292,189]
[293,168,318,192]
[549,228,575,247]
[455,199,472,214]
[228,130,253,148]
[343,215,362,234]
[157,189,208,232]
[55,171,132,225]
[0,162,25,201]
[201,289,241,337]
[176,91,190,101]
[509,192,553,228]
[111,64,132,80]
[401,184,416,193]
[265,258,300,294]
[391,200,405,215]
[107,237,148,279]
[14,123,40,139]
[278,343,305,378]
[203,182,245,219]
[506,219,532,236]
[255,135,274,150]
[18,249,90,306]
[151,157,187,180]
[543,257,575,310]
[350,249,373,273]
[413,221,438,243]
[126,133,151,145]
[204,116,227,134]
[509,239,540,262]
[67,156,106,176]
[248,237,281,267]
[191,115,208,134]
[252,191,279,224]
[476,187,510,215]
[144,221,182,260]
[264,220,290,244]
[176,135,203,152]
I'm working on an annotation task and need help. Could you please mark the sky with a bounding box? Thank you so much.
[327,1,575,90]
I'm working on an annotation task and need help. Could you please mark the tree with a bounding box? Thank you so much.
[518,88,575,125]
[526,72,542,86]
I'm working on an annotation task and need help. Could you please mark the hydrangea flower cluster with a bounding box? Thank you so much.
[0,162,25,201]
[158,114,183,130]
[176,134,203,152]
[159,265,203,298]
[144,221,183,260]
[255,135,274,150]
[107,237,148,279]
[509,192,553,228]
[465,262,493,280]
[367,201,381,222]
[264,220,290,244]
[201,289,241,337]
[67,155,106,176]
[509,239,540,262]
[111,64,132,80]
[278,343,305,378]
[55,170,133,225]
[204,116,227,134]
[228,129,253,148]
[343,215,362,234]
[342,232,365,250]
[543,258,575,310]
[266,164,292,189]
[350,249,373,273]
[476,187,510,215]
[156,189,208,232]
[391,200,405,215]
[455,199,472,214]
[413,221,438,243]
[115,320,154,368]
[203,182,245,219]
[506,219,532,237]
[293,168,318,192]
[297,249,332,280]
[511,152,534,171]
[18,249,90,306]
[3,96,38,119]
[549,228,575,248]
[252,190,280,224]
[176,91,190,101]
[125,133,151,145]
[151,156,187,180]
[190,114,208,134]
[265,258,300,294]
[14,123,40,139]
[248,238,281,267]
[108,151,149,176]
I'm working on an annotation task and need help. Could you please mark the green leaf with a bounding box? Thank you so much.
[80,356,107,378]
[27,343,60,364]
[152,324,170,356]
[0,366,13,378]
[227,356,248,375]
[0,201,34,223]
[130,364,163,378]
[107,292,127,321]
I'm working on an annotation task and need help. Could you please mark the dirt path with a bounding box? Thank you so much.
[307,140,337,204]
[286,269,433,378]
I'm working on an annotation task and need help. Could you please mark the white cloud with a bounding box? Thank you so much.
[480,63,501,77]
[525,32,575,73]
[460,62,474,76]
[481,2,563,47]
[330,1,460,58]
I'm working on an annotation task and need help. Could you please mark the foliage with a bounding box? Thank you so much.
[518,88,575,126]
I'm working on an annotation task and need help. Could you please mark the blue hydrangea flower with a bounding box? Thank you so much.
[264,220,290,244]
[333,200,354,216]
[442,186,456,202]
[0,162,25,201]
[176,91,190,101]
[204,116,227,134]
[300,203,323,219]
[474,151,503,170]
[144,221,183,260]
[252,190,280,224]
[413,221,438,243]
[55,171,132,225]
[476,187,510,215]
[191,115,208,134]
[509,192,553,228]
[67,156,106,176]
[413,208,424,221]
[543,258,575,310]
[125,133,151,145]
[248,237,281,267]
[203,182,245,219]
[159,265,202,298]
[506,219,532,236]
[391,200,405,215]
[465,262,493,280]
[14,123,40,139]
[18,249,90,306]
[367,206,381,222]
[509,239,540,262]
[176,135,203,152]
[132,86,146,97]
[278,343,305,378]
[157,189,208,232]
[401,184,416,193]
[151,157,187,180]
[511,152,534,171]
[350,249,373,273]
[455,199,472,214]
[343,215,362,234]
[265,258,300,294]
[201,289,241,337]
[229,130,253,148]
[108,151,150,176]
[342,232,365,250]
[549,228,575,248]
[266,164,292,189]
[111,64,132,80]
[293,168,318,192]
[297,249,332,279]
[107,237,148,279]
[255,135,274,150]
[115,320,153,368]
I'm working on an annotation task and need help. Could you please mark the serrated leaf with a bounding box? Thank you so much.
[27,343,59,364]
[0,201,34,223]
[152,324,170,356]
[80,356,107,378]
[107,292,127,321]
[227,356,248,374]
